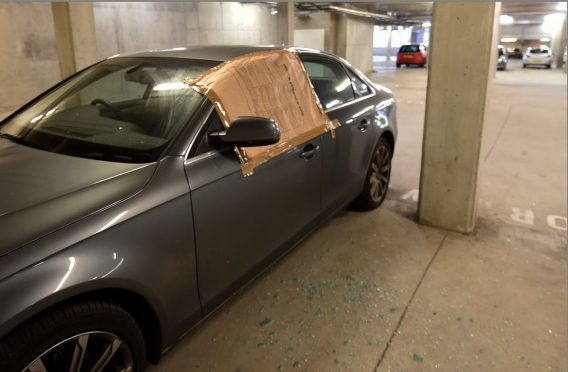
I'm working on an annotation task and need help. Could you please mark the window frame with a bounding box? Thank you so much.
[300,52,376,113]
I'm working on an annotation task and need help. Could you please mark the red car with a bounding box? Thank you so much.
[396,44,428,68]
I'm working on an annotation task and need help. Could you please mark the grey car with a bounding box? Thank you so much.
[0,46,397,372]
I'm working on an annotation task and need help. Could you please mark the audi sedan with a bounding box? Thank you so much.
[0,46,396,372]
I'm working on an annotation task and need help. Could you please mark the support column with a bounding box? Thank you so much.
[553,16,567,69]
[385,25,392,62]
[418,3,499,233]
[276,2,294,45]
[51,2,98,79]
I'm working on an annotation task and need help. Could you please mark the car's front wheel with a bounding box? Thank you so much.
[352,137,392,210]
[0,301,146,372]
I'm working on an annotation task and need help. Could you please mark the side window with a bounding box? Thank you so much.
[194,111,225,156]
[301,56,355,110]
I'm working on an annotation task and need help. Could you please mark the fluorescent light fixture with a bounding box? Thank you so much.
[540,37,552,42]
[500,37,518,43]
[500,15,514,25]
[422,21,431,28]
[397,25,403,31]
[271,8,278,15]
[153,82,189,91]
[557,2,567,11]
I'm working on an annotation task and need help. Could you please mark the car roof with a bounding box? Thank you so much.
[115,45,293,62]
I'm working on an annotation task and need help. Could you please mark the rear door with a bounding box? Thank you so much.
[301,54,377,211]
[184,108,323,312]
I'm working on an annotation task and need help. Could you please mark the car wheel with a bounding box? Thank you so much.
[0,301,146,372]
[523,64,527,68]
[546,64,551,69]
[352,137,392,210]
[396,63,401,68]
[419,63,425,68]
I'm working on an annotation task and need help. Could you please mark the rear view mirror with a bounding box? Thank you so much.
[207,116,280,147]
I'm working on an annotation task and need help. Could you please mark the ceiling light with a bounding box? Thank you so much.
[500,37,518,43]
[557,2,567,11]
[500,15,514,25]
[540,37,551,42]
[422,21,431,28]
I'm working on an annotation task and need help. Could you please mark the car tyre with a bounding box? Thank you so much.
[546,64,551,69]
[419,63,425,68]
[523,64,527,68]
[396,63,401,68]
[352,137,392,211]
[0,301,146,372]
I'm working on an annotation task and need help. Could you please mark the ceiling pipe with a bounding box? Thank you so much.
[325,5,396,22]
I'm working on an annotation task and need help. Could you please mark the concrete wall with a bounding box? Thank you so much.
[0,3,60,113]
[335,14,374,73]
[295,12,338,54]
[93,2,278,59]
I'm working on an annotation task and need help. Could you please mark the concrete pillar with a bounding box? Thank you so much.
[418,3,499,233]
[385,25,392,62]
[276,2,294,45]
[51,2,98,79]
[552,16,567,68]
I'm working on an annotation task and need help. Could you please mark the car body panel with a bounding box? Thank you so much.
[0,46,397,361]
[0,156,201,350]
[0,139,157,257]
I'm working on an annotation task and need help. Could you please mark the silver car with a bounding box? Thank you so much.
[0,46,397,371]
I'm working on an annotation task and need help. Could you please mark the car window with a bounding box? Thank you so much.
[400,45,420,53]
[529,48,549,54]
[301,56,356,110]
[0,57,217,163]
[194,111,225,156]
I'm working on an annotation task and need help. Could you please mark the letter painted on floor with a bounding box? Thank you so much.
[401,189,419,202]
[511,208,534,225]
[546,215,567,232]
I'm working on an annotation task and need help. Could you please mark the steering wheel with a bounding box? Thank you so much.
[90,98,121,117]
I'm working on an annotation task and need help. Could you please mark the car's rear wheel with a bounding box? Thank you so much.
[0,301,146,372]
[523,64,527,68]
[352,137,392,210]
[546,64,551,69]
[396,63,401,68]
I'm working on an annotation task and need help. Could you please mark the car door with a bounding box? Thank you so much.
[184,107,323,312]
[300,54,377,211]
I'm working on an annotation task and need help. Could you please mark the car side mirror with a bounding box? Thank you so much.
[207,116,280,147]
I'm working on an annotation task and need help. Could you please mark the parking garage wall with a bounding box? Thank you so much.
[93,2,279,59]
[0,3,60,115]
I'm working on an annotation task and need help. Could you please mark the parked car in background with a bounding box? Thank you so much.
[396,44,427,68]
[523,46,553,68]
[0,46,397,372]
[507,47,523,59]
[497,45,508,71]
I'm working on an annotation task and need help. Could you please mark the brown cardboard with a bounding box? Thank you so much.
[185,49,339,175]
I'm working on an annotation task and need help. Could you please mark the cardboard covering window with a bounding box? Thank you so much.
[185,49,340,176]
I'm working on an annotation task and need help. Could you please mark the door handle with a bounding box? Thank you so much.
[299,144,320,160]
[358,119,370,131]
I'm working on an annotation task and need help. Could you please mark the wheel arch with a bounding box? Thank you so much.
[380,130,395,153]
[1,286,164,364]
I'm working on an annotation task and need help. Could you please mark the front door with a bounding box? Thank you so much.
[184,110,323,312]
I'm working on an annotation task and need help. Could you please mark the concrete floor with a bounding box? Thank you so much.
[145,60,567,371]
[0,60,565,371]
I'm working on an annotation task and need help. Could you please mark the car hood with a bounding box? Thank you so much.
[0,139,157,257]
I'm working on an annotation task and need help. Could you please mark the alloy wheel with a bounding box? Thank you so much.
[369,144,391,202]
[22,331,133,372]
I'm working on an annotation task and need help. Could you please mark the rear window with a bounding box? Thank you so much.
[530,48,549,54]
[400,45,420,53]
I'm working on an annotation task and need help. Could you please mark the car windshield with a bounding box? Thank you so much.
[400,45,420,53]
[0,57,217,163]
